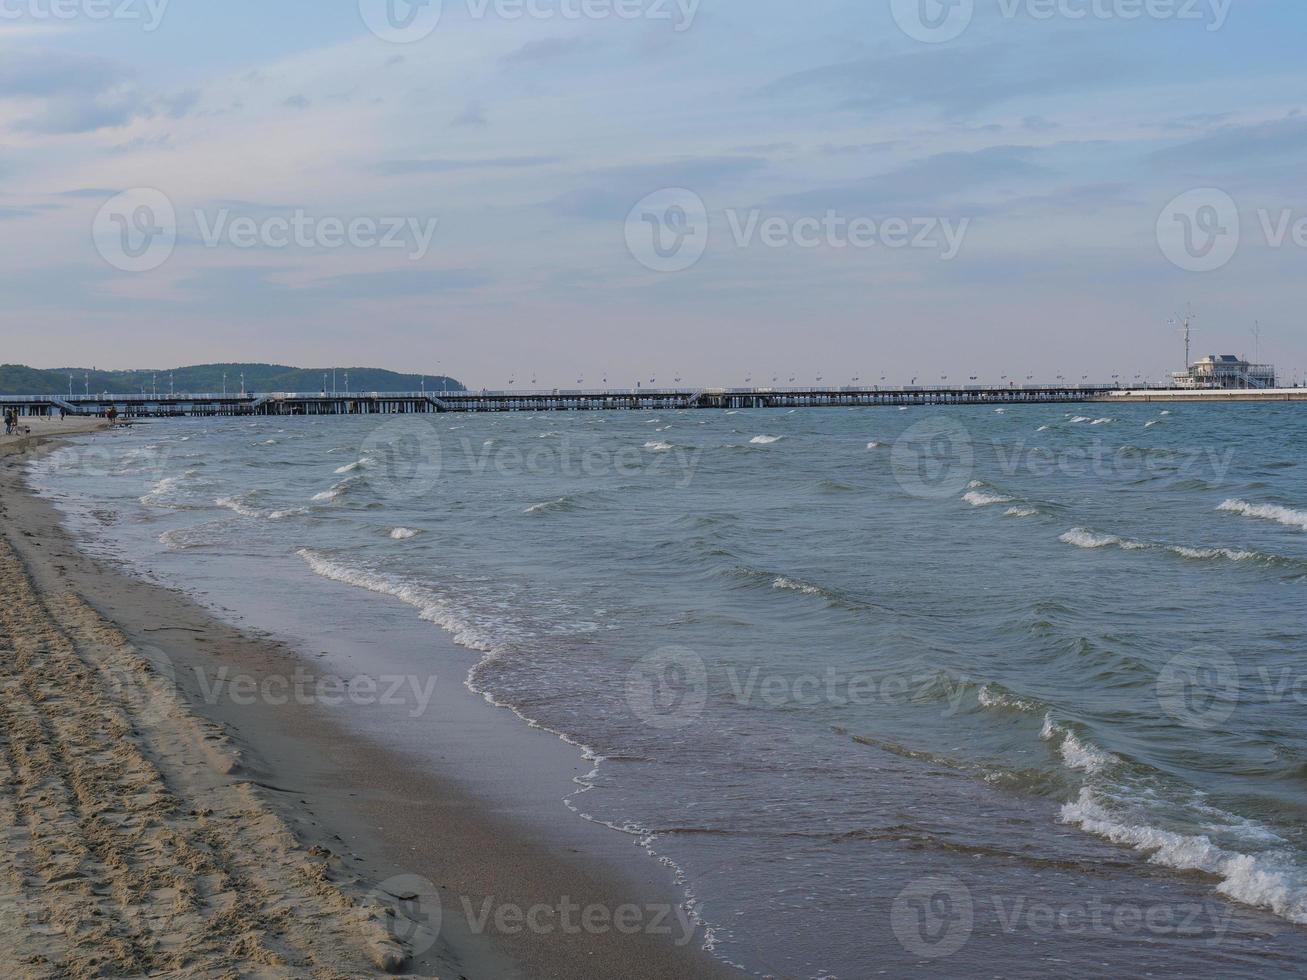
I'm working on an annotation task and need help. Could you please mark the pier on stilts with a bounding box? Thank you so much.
[3,383,1302,419]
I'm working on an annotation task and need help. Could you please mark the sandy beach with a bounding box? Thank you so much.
[0,424,734,978]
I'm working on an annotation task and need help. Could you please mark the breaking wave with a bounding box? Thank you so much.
[1218,498,1307,532]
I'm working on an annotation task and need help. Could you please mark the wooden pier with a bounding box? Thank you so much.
[0,384,1131,419]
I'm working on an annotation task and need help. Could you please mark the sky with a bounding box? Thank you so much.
[2,0,1305,388]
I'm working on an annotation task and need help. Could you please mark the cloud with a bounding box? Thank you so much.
[547,156,767,220]
[763,40,1126,118]
[501,36,591,64]
[452,103,488,127]
[1152,116,1307,166]
[376,156,562,176]
[309,268,489,299]
[771,145,1053,213]
[0,49,144,133]
[171,266,488,313]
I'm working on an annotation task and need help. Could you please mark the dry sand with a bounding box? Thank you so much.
[0,423,738,979]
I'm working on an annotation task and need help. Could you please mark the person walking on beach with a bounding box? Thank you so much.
[4,410,14,435]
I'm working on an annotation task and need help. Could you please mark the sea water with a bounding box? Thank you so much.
[28,403,1307,977]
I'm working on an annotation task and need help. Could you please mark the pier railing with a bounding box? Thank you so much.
[4,382,1213,418]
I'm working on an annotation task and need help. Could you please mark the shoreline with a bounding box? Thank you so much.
[1,427,736,978]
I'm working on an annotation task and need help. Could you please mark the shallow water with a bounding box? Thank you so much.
[30,403,1307,977]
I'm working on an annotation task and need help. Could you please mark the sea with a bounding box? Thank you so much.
[27,402,1307,977]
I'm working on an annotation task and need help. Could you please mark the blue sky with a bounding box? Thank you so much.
[3,0,1305,386]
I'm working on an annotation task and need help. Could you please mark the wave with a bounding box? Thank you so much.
[963,489,1014,507]
[1218,498,1307,532]
[643,441,673,452]
[296,549,500,654]
[525,496,576,515]
[312,475,361,503]
[334,459,369,475]
[158,521,233,551]
[866,441,884,449]
[389,527,420,540]
[214,495,264,519]
[1059,528,1147,551]
[1060,528,1283,566]
[1040,714,1119,775]
[1005,506,1039,518]
[213,494,304,521]
[976,683,1042,714]
[139,472,199,508]
[1169,545,1257,562]
[1061,788,1307,924]
[750,435,782,445]
[772,576,826,597]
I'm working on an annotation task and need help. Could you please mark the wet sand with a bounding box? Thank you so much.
[0,425,735,978]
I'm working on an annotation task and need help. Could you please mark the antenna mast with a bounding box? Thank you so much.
[1170,306,1198,371]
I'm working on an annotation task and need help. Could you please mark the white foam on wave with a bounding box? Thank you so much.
[1219,498,1307,532]
[312,476,359,503]
[643,441,673,452]
[772,576,824,596]
[214,495,264,519]
[140,473,193,507]
[1061,788,1307,924]
[389,527,419,540]
[1036,425,1051,432]
[866,441,885,449]
[1005,506,1039,518]
[750,435,782,445]
[524,498,568,514]
[1169,545,1257,562]
[1069,416,1092,423]
[268,507,308,520]
[296,549,498,653]
[334,459,368,475]
[963,490,1014,507]
[1040,714,1118,774]
[1059,528,1147,551]
[1144,420,1160,428]
[977,685,1038,713]
[1090,418,1113,425]
[159,521,232,550]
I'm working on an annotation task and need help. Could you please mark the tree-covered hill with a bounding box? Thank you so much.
[0,363,464,397]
